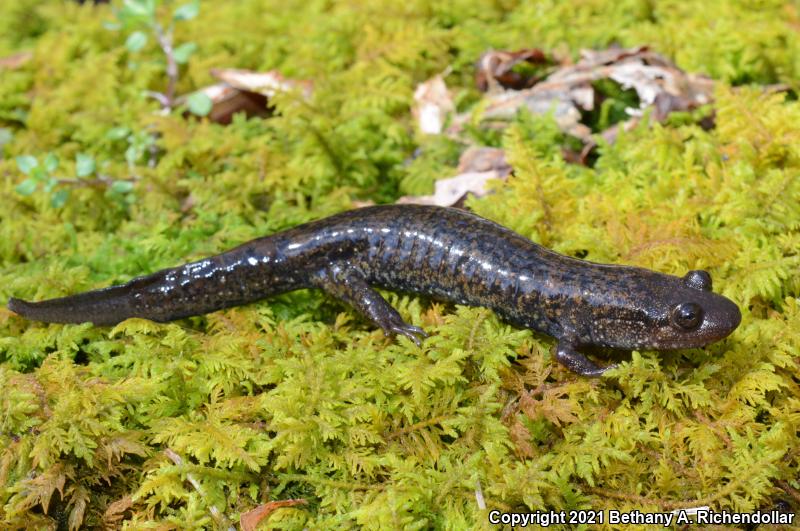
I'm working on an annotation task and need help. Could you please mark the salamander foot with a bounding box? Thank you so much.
[385,322,428,346]
[312,266,428,347]
[555,340,617,377]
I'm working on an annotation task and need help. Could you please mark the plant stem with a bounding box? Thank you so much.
[56,174,136,189]
[153,23,178,110]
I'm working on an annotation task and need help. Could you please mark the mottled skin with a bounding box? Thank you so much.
[8,205,741,376]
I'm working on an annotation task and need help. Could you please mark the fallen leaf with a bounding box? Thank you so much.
[211,68,313,99]
[412,75,455,134]
[457,146,510,175]
[188,83,270,124]
[240,499,308,531]
[480,87,593,141]
[396,170,497,207]
[179,68,312,124]
[474,45,714,159]
[397,147,510,207]
[539,46,713,112]
[476,48,553,91]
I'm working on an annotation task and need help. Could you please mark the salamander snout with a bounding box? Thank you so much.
[672,295,741,343]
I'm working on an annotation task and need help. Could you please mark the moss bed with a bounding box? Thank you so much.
[0,1,799,529]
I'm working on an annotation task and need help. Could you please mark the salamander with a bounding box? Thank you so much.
[7,204,741,376]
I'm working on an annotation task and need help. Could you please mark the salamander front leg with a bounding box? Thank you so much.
[313,265,428,346]
[555,340,617,377]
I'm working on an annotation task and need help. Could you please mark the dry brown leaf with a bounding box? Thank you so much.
[474,45,714,162]
[191,83,271,124]
[240,498,308,531]
[457,146,510,174]
[481,87,593,141]
[210,68,313,98]
[539,46,713,113]
[475,48,552,92]
[394,171,498,207]
[396,147,510,207]
[412,75,455,134]
[181,68,312,124]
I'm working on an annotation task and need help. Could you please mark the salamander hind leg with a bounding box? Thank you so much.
[555,340,617,377]
[313,265,428,346]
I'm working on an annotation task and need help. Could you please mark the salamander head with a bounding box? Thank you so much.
[652,270,741,349]
[592,270,741,350]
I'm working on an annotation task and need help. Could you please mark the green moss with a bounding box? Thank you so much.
[1,0,799,529]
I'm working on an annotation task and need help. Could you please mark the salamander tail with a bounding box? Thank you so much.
[7,284,136,326]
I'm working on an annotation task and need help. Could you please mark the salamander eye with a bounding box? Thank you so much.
[683,270,712,291]
[672,302,704,330]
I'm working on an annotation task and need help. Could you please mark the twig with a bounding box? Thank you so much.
[153,23,178,110]
[55,174,137,190]
[164,448,236,531]
[144,90,170,108]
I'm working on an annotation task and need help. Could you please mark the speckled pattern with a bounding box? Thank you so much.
[7,205,741,376]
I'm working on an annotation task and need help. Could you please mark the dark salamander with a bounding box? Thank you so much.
[8,205,741,376]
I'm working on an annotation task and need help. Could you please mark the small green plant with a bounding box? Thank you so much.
[108,0,211,115]
[14,152,135,208]
[15,153,68,208]
[106,125,158,173]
